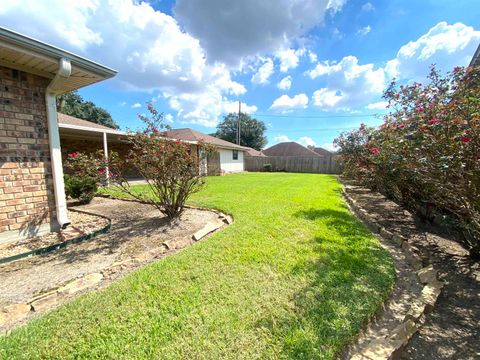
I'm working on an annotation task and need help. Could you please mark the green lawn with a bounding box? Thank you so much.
[0,173,394,359]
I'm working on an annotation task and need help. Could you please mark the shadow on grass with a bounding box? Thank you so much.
[255,208,394,359]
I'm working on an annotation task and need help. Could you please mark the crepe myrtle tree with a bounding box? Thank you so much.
[101,103,216,219]
[335,65,480,257]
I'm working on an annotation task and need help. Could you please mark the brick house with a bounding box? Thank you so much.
[0,27,116,242]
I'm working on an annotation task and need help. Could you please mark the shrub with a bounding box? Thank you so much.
[106,104,216,219]
[64,151,105,204]
[335,65,480,258]
[64,174,98,204]
[263,163,272,172]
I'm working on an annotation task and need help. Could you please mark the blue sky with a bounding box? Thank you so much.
[1,0,478,150]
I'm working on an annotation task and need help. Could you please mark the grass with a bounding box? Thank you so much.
[0,173,394,359]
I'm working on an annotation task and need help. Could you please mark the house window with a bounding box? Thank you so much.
[233,150,238,160]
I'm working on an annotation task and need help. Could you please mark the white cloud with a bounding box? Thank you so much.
[356,25,371,36]
[320,142,338,152]
[327,0,347,13]
[308,50,318,63]
[298,136,316,147]
[165,113,174,123]
[386,22,480,80]
[274,135,291,142]
[276,48,304,72]
[306,22,480,111]
[0,0,248,128]
[131,103,142,109]
[270,93,309,112]
[309,56,385,109]
[222,100,258,114]
[366,101,388,110]
[361,2,374,12]
[277,76,292,90]
[251,58,274,84]
[174,0,343,65]
[312,88,345,108]
[119,101,127,107]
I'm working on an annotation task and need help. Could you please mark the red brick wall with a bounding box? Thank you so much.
[0,66,56,237]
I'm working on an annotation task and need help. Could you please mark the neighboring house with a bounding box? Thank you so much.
[163,129,249,174]
[469,43,480,67]
[309,146,333,157]
[0,27,116,242]
[58,119,248,176]
[244,147,266,157]
[263,142,320,157]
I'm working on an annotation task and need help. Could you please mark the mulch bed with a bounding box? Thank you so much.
[343,180,480,360]
[0,210,109,261]
[0,197,224,332]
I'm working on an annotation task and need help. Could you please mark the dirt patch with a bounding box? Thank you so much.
[0,210,109,260]
[0,197,226,332]
[343,181,480,360]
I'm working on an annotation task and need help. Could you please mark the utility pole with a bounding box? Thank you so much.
[237,100,241,145]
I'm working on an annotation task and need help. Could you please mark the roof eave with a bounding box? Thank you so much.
[0,27,117,79]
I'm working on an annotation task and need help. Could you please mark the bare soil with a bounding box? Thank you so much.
[0,210,109,260]
[344,184,480,360]
[0,197,220,307]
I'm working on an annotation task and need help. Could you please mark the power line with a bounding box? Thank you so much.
[253,113,382,119]
[268,126,358,132]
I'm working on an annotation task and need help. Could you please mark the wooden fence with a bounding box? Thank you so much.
[245,155,340,174]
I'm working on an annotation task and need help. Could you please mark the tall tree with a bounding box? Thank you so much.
[214,113,267,150]
[57,90,119,129]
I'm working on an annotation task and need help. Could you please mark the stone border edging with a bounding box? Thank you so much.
[0,198,232,333]
[0,209,112,266]
[342,188,444,360]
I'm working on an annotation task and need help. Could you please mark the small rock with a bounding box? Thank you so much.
[390,319,418,346]
[193,220,223,241]
[222,215,233,224]
[417,265,437,284]
[162,241,171,250]
[421,280,443,313]
[392,233,405,247]
[404,298,427,322]
[58,273,103,296]
[360,338,399,359]
[402,242,423,270]
[30,292,60,312]
[0,304,32,327]
[379,227,393,239]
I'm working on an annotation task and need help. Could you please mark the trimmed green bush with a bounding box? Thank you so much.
[64,174,98,204]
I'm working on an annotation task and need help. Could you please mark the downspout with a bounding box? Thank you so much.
[45,58,71,228]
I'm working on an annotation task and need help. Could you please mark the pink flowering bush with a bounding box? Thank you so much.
[106,104,216,219]
[335,66,480,257]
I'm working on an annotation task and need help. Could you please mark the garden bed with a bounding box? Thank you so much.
[0,210,110,263]
[0,197,225,332]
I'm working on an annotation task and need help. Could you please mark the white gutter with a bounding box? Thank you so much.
[46,58,71,228]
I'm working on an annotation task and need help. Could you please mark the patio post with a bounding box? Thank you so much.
[103,131,110,186]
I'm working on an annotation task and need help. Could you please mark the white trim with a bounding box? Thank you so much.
[58,123,127,135]
[46,58,71,228]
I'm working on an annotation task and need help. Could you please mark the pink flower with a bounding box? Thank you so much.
[398,124,405,129]
[428,118,438,125]
[370,147,379,155]
[68,152,79,159]
[453,66,461,73]
[461,136,471,143]
[416,107,424,112]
